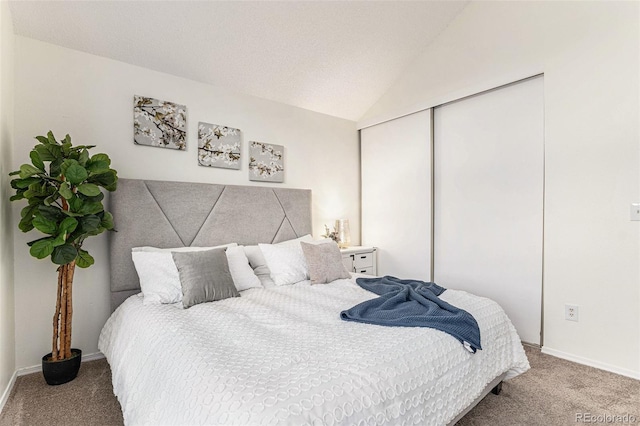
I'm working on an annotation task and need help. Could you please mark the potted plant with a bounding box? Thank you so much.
[9,131,117,385]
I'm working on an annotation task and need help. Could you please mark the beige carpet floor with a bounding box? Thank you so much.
[1,346,638,426]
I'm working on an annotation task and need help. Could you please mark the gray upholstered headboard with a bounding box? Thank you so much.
[109,178,312,311]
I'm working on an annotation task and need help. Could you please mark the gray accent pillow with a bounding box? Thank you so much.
[172,248,240,308]
[300,241,351,284]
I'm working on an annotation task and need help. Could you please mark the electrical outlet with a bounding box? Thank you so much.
[565,304,579,322]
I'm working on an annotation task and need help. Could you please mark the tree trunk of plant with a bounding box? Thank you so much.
[52,261,76,361]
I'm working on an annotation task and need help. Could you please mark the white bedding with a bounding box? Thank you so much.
[99,277,529,425]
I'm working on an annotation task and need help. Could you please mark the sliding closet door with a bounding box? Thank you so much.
[434,76,543,345]
[361,109,431,280]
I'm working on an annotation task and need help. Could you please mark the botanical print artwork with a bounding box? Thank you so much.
[133,95,187,150]
[197,123,241,169]
[248,141,284,183]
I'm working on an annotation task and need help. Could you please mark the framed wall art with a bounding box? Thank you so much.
[197,122,241,169]
[248,141,284,183]
[133,95,187,150]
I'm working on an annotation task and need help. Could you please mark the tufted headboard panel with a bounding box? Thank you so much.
[109,178,312,311]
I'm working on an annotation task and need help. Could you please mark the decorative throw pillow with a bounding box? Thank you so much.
[226,246,262,291]
[131,243,237,305]
[245,235,313,287]
[301,241,351,284]
[243,245,276,288]
[171,248,240,309]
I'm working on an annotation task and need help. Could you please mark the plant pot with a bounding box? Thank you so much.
[41,348,82,385]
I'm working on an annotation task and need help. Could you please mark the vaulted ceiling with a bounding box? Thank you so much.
[8,1,468,121]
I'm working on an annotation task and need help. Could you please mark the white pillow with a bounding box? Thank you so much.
[225,246,262,292]
[243,245,276,288]
[245,235,313,288]
[131,243,237,305]
[258,235,318,286]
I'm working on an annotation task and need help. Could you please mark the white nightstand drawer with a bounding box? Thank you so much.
[355,266,374,275]
[353,252,373,268]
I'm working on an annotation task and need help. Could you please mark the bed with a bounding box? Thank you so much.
[99,178,529,425]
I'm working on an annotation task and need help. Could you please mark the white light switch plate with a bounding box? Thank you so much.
[632,203,640,221]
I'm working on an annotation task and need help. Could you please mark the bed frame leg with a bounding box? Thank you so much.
[491,381,503,395]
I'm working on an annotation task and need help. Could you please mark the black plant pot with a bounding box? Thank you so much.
[42,348,82,385]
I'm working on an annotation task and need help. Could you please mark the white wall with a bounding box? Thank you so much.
[0,0,15,403]
[360,1,639,377]
[12,37,360,369]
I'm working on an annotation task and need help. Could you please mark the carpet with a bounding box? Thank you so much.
[1,346,638,425]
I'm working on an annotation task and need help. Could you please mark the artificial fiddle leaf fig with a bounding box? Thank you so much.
[78,149,89,166]
[9,131,118,362]
[59,182,73,199]
[64,163,88,184]
[76,183,101,197]
[76,249,95,269]
[30,150,45,171]
[52,244,77,265]
[34,144,57,162]
[19,164,41,179]
[30,239,55,259]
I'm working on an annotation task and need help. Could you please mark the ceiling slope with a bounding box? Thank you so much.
[9,1,467,121]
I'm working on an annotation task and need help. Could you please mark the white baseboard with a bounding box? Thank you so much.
[0,369,18,414]
[16,351,105,377]
[541,346,640,380]
[0,351,105,413]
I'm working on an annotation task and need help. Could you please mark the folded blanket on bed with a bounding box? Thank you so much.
[340,276,482,353]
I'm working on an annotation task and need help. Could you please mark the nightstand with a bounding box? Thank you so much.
[340,246,377,275]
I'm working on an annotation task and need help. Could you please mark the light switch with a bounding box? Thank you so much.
[632,203,640,221]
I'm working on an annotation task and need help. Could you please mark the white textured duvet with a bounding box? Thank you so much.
[99,277,529,426]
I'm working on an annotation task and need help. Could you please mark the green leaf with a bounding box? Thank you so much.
[35,144,61,162]
[76,249,95,268]
[65,164,88,184]
[68,196,83,212]
[59,182,74,199]
[14,177,41,189]
[18,216,34,232]
[27,236,51,247]
[9,170,20,176]
[78,149,89,166]
[47,131,58,145]
[59,210,82,218]
[79,215,101,233]
[49,158,63,177]
[62,134,71,145]
[59,216,78,234]
[51,244,77,265]
[86,160,109,174]
[30,150,45,171]
[62,141,72,155]
[61,159,78,175]
[90,153,111,166]
[35,135,49,145]
[101,211,114,230]
[32,214,57,235]
[88,170,117,191]
[38,205,63,221]
[81,192,104,203]
[10,192,25,202]
[30,239,54,259]
[78,202,103,215]
[19,164,41,179]
[76,183,101,197]
[20,204,38,219]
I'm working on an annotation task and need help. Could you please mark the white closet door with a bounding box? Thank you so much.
[434,76,544,345]
[361,109,431,280]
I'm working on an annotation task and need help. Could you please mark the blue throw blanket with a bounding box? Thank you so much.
[340,276,482,353]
